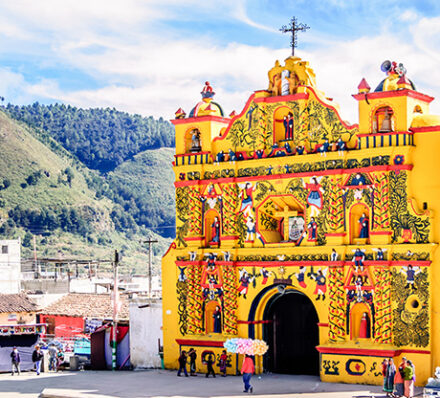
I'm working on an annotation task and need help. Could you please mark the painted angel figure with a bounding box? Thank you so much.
[400,264,421,290]
[260,267,271,285]
[310,267,328,301]
[237,269,254,299]
[304,176,324,218]
[295,266,307,288]
[355,276,364,301]
[352,248,366,272]
[238,182,257,216]
[372,247,387,261]
[204,252,218,270]
[178,266,187,283]
[245,216,256,241]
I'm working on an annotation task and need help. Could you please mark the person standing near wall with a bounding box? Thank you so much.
[10,347,20,376]
[403,359,415,398]
[241,354,255,393]
[32,345,44,376]
[177,351,188,377]
[188,348,197,376]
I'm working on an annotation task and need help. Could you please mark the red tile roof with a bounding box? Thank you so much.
[40,293,129,320]
[0,294,37,313]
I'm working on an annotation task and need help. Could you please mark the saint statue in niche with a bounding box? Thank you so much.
[359,312,371,338]
[210,217,220,244]
[358,213,369,239]
[307,217,318,241]
[190,129,202,152]
[283,112,294,140]
[213,305,222,333]
[379,109,393,132]
[304,177,324,217]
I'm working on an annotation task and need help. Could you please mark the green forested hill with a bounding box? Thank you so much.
[2,103,175,172]
[0,107,175,271]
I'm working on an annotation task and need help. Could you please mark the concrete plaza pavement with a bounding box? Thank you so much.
[0,369,423,398]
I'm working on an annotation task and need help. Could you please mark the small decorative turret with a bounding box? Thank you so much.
[357,78,371,94]
[175,108,186,119]
[229,110,236,118]
[397,74,412,90]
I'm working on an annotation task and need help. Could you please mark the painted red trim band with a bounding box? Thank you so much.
[176,339,225,347]
[353,89,434,103]
[171,115,230,125]
[175,260,431,267]
[317,346,430,356]
[317,323,329,327]
[325,233,346,237]
[237,320,272,325]
[410,125,440,133]
[175,151,211,158]
[370,231,393,236]
[358,131,414,138]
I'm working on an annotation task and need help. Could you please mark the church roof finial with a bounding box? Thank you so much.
[280,17,310,57]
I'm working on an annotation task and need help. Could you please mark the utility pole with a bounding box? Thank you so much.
[142,239,157,302]
[112,250,119,371]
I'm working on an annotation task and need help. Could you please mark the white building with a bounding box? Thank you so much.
[0,239,21,294]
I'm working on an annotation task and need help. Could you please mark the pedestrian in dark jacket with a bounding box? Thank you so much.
[177,351,188,377]
[10,347,20,375]
[205,354,216,378]
[188,348,197,376]
[32,345,44,375]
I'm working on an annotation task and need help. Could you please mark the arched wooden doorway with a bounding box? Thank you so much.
[263,289,319,375]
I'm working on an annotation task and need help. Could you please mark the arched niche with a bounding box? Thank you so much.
[186,128,202,153]
[350,303,372,340]
[204,209,221,247]
[372,106,394,133]
[349,203,370,244]
[205,300,221,334]
[413,105,423,114]
[273,106,294,146]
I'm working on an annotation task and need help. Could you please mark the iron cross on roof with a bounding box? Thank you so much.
[280,17,310,56]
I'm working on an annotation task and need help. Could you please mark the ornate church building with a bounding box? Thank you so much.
[162,39,440,384]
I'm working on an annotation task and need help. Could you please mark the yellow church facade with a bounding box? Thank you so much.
[162,56,440,385]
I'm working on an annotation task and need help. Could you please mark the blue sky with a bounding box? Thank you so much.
[0,0,439,122]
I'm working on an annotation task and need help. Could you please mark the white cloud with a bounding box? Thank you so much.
[0,2,440,125]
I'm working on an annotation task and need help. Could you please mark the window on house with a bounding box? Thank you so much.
[1,246,8,254]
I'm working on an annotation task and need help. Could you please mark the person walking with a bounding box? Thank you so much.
[394,357,406,397]
[241,354,255,393]
[32,345,44,375]
[205,354,216,378]
[56,348,65,372]
[219,350,228,377]
[177,351,188,377]
[384,358,396,397]
[403,359,414,398]
[382,358,389,393]
[10,347,20,376]
[188,348,197,376]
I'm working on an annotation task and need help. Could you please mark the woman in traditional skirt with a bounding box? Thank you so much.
[382,359,389,392]
[403,359,414,398]
[394,357,406,397]
[383,358,396,397]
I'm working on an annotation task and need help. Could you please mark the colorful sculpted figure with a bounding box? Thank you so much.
[352,173,368,186]
[336,137,346,156]
[295,266,307,288]
[190,130,202,152]
[307,217,318,241]
[239,183,256,215]
[359,312,370,338]
[213,305,222,333]
[283,113,294,140]
[373,247,386,261]
[245,216,256,241]
[358,213,369,239]
[238,270,252,298]
[311,268,327,300]
[355,276,364,301]
[260,267,270,285]
[305,177,323,217]
[318,139,330,156]
[201,81,214,98]
[211,217,220,244]
[178,266,187,283]
[352,248,366,272]
[401,265,421,290]
[296,145,305,155]
[330,248,338,262]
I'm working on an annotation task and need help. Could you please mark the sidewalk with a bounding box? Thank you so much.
[0,369,423,398]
